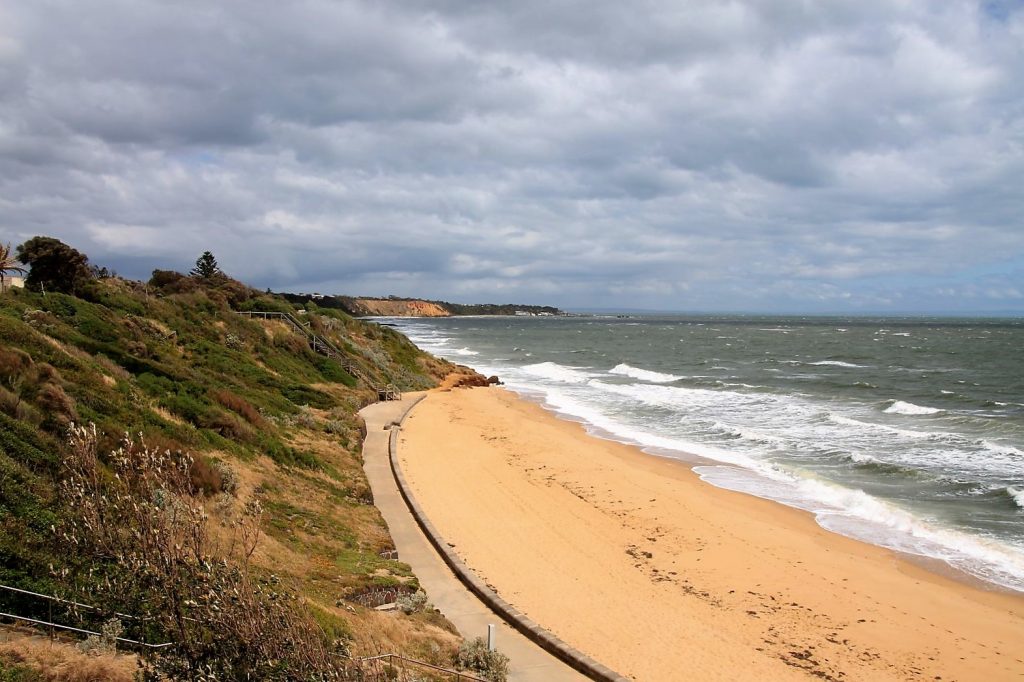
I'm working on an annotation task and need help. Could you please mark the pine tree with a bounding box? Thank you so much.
[190,251,222,279]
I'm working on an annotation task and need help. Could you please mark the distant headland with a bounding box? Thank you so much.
[277,292,565,318]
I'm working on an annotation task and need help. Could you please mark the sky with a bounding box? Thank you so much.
[1,1,1022,314]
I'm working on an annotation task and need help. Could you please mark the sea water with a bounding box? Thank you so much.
[383,314,1024,592]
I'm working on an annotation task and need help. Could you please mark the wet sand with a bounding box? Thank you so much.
[397,387,1024,681]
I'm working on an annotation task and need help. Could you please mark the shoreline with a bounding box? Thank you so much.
[516,384,1023,598]
[398,386,1024,681]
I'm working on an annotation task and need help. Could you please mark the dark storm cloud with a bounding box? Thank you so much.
[0,0,1022,312]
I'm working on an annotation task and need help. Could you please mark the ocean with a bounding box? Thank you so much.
[383,314,1024,593]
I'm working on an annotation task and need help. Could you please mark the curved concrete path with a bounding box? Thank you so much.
[360,395,588,682]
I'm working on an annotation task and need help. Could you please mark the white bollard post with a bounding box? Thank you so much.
[487,623,496,651]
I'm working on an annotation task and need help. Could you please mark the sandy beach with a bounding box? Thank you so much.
[397,386,1024,681]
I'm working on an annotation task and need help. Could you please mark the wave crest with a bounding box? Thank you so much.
[809,360,868,368]
[522,362,593,384]
[608,363,681,383]
[884,400,942,416]
[1008,487,1024,510]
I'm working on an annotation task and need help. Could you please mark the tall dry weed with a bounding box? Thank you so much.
[57,424,349,680]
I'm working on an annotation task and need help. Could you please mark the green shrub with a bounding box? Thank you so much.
[0,412,56,469]
[455,637,509,682]
[136,371,174,395]
[161,392,211,424]
[282,385,336,409]
[314,356,357,386]
[0,660,44,682]
[201,408,255,443]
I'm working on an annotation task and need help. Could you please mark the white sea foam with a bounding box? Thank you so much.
[454,347,479,356]
[521,362,593,384]
[608,363,681,383]
[828,414,932,440]
[848,452,879,463]
[711,421,786,446]
[1008,487,1024,509]
[809,360,868,368]
[800,479,1024,591]
[885,400,942,416]
[983,438,1024,454]
[978,440,1024,473]
[533,387,777,474]
[695,466,1024,591]
[589,380,769,414]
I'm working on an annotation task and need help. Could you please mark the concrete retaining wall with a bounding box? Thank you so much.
[387,393,631,682]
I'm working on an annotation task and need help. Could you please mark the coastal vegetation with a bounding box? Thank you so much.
[0,244,25,292]
[0,238,472,679]
[13,238,92,295]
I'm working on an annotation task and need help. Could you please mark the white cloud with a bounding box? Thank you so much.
[0,0,1021,312]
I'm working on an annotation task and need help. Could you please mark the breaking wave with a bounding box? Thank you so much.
[809,360,868,368]
[884,400,943,416]
[608,363,682,383]
[521,362,593,384]
[1007,487,1024,510]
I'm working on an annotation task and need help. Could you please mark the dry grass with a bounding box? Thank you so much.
[91,353,131,383]
[261,319,294,339]
[36,334,94,365]
[0,631,138,682]
[346,610,459,662]
[211,388,264,426]
[149,403,186,426]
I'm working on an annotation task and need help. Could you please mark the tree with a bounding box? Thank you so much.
[15,236,92,294]
[190,251,222,280]
[0,242,27,291]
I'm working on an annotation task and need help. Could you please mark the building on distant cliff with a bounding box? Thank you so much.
[0,275,24,292]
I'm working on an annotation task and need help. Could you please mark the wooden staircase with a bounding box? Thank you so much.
[236,311,401,400]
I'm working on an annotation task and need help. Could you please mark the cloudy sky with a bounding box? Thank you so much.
[1,1,1022,313]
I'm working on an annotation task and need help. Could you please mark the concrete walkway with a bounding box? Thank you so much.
[360,395,588,682]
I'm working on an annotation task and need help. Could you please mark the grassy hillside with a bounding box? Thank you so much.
[0,272,466,677]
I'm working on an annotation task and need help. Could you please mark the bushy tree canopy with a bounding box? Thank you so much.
[16,236,92,294]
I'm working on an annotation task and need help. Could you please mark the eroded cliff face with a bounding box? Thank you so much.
[352,298,451,317]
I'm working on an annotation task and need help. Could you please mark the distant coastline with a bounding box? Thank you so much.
[276,291,566,318]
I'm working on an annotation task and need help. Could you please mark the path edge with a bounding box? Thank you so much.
[387,391,632,682]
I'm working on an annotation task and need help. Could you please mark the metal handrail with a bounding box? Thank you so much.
[236,311,361,376]
[0,584,140,621]
[356,653,488,681]
[0,611,174,650]
[0,583,175,648]
[0,583,197,623]
[0,584,482,672]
